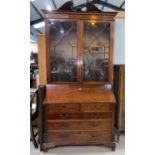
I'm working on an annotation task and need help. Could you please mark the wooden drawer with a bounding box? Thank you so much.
[47,104,79,113]
[81,103,113,112]
[47,131,112,143]
[47,112,112,120]
[47,119,112,130]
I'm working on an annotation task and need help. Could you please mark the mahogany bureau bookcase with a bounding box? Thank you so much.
[38,1,117,151]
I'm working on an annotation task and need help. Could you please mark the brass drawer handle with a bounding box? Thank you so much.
[61,106,67,110]
[90,113,98,118]
[59,114,68,119]
[94,104,100,110]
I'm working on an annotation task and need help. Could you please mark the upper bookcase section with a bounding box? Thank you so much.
[42,1,117,84]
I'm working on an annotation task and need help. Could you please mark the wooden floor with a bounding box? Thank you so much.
[30,134,125,155]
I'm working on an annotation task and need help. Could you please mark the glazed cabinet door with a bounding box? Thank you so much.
[47,20,114,84]
[48,20,78,82]
[82,21,111,82]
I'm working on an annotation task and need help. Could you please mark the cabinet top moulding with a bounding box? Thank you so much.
[42,10,117,21]
[42,1,117,21]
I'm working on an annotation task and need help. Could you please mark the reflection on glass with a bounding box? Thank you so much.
[83,22,110,82]
[49,21,77,82]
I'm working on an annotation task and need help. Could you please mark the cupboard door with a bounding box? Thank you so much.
[48,21,78,82]
[82,22,110,82]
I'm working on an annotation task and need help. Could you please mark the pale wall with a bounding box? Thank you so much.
[113,19,125,64]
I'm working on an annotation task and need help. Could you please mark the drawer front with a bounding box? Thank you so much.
[47,131,112,143]
[47,119,112,130]
[81,103,113,112]
[47,112,112,120]
[47,104,79,113]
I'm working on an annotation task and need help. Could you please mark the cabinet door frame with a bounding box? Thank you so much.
[46,18,81,83]
[45,16,114,85]
[80,20,114,84]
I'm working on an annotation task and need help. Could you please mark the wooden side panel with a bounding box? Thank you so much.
[113,65,125,131]
[37,34,47,85]
[119,66,125,130]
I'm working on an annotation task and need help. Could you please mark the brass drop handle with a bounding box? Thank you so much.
[94,104,100,110]
[60,113,68,119]
[90,113,97,118]
[61,106,67,111]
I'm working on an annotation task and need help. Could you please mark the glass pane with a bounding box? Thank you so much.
[49,21,77,82]
[83,22,110,82]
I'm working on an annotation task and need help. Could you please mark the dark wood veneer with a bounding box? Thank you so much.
[47,119,112,130]
[39,84,116,151]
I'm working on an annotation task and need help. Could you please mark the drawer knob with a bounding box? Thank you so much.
[77,87,82,91]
